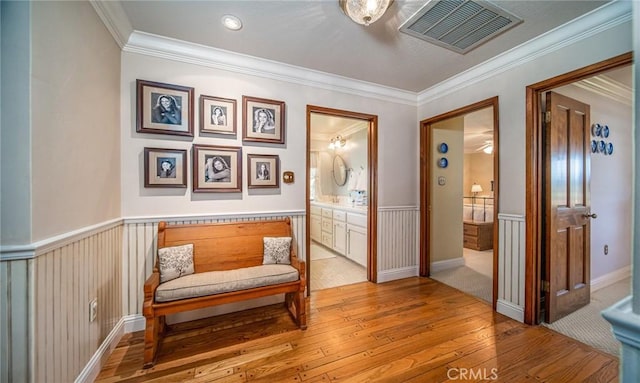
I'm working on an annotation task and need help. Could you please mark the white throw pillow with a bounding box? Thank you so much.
[158,244,195,283]
[263,237,292,265]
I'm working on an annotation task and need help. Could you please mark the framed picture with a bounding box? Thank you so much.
[200,95,237,136]
[242,96,285,144]
[192,144,242,193]
[136,79,194,137]
[143,147,188,188]
[247,154,280,189]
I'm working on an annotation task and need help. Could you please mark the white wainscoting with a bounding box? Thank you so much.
[377,207,420,282]
[1,221,124,383]
[496,213,526,322]
[122,211,306,317]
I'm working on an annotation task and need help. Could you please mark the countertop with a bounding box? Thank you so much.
[310,201,368,214]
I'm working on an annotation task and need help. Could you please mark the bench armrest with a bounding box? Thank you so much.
[289,245,306,288]
[143,271,160,303]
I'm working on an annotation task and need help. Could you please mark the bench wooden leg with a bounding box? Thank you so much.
[285,291,307,330]
[143,315,161,369]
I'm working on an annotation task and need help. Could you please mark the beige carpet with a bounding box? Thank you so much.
[543,277,631,356]
[430,249,493,304]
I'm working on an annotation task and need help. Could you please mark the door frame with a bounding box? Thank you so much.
[523,52,632,324]
[419,96,500,309]
[306,105,379,294]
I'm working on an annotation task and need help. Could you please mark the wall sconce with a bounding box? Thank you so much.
[328,135,346,149]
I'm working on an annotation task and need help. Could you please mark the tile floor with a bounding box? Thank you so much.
[309,242,367,291]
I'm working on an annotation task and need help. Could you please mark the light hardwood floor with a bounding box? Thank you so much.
[96,277,618,382]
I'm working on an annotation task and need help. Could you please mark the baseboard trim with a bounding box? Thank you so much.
[591,265,631,292]
[377,266,418,283]
[74,316,125,383]
[430,257,464,273]
[124,314,146,333]
[497,299,524,323]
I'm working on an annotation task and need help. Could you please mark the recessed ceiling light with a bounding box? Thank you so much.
[222,15,242,31]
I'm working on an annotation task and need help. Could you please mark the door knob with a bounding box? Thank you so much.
[582,213,597,219]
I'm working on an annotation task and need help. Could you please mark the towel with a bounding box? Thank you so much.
[355,170,367,191]
[347,171,357,191]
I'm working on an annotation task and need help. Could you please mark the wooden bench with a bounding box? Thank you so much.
[142,217,307,368]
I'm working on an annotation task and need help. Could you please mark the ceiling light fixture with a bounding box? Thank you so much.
[339,0,393,26]
[483,145,493,154]
[328,135,346,149]
[221,15,242,31]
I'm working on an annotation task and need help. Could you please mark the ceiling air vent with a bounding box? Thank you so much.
[399,0,523,54]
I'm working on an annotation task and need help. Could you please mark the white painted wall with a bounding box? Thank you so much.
[553,83,632,279]
[120,53,418,217]
[1,1,32,245]
[464,152,494,200]
[430,119,464,262]
[31,1,121,241]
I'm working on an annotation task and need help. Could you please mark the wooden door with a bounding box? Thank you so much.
[544,91,593,323]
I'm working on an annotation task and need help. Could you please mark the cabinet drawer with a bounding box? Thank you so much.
[333,210,346,222]
[463,224,480,236]
[321,208,333,219]
[321,232,333,248]
[310,205,321,216]
[321,217,332,232]
[347,212,367,227]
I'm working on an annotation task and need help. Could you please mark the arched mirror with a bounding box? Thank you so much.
[332,155,347,186]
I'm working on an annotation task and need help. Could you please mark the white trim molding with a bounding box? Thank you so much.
[430,257,465,273]
[89,0,132,48]
[591,265,632,292]
[0,218,123,261]
[74,316,128,383]
[377,266,419,283]
[497,299,525,322]
[124,31,417,106]
[124,209,305,225]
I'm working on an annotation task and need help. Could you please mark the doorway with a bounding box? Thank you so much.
[419,96,500,308]
[524,52,633,325]
[306,105,378,294]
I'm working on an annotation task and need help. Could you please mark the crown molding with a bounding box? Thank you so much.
[417,0,632,105]
[572,74,633,106]
[89,0,132,49]
[123,31,417,106]
[92,0,631,109]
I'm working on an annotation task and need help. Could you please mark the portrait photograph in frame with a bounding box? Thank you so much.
[242,96,285,144]
[136,79,194,137]
[143,147,188,188]
[247,154,280,189]
[192,144,242,193]
[200,95,237,136]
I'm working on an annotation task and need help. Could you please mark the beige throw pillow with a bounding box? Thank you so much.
[158,244,195,283]
[263,237,292,265]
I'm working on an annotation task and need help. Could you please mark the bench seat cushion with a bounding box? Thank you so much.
[155,264,300,303]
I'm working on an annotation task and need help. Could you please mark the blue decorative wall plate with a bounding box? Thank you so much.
[602,125,610,138]
[438,157,448,168]
[438,142,448,154]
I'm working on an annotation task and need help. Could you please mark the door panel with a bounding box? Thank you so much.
[545,91,591,323]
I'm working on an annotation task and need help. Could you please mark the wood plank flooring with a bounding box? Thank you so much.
[96,278,618,382]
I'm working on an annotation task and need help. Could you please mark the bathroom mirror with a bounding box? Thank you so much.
[332,155,347,186]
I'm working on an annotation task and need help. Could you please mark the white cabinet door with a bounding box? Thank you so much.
[347,224,367,267]
[333,221,346,255]
[310,214,321,242]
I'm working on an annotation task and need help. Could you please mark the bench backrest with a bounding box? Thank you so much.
[156,218,293,273]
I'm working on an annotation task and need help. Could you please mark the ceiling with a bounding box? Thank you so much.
[118,0,610,93]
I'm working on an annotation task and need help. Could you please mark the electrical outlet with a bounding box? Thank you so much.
[604,244,609,255]
[89,298,98,322]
